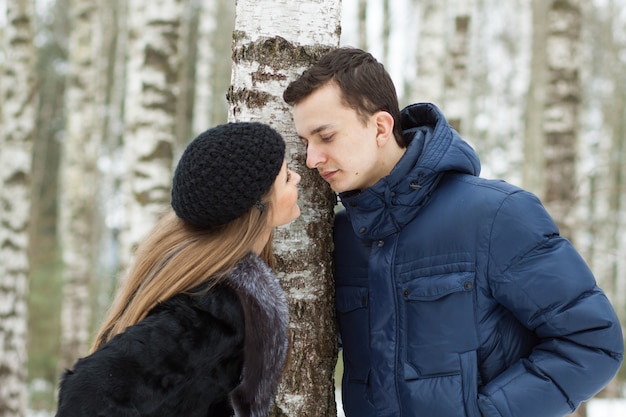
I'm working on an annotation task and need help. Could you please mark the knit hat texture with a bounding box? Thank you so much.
[171,122,286,228]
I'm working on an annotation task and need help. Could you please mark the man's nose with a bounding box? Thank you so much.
[305,143,323,169]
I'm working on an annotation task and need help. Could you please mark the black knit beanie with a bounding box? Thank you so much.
[171,122,286,228]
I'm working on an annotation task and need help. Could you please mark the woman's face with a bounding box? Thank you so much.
[269,161,301,227]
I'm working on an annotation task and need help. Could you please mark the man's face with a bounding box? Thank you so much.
[293,83,384,193]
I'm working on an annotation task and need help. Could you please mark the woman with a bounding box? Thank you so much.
[55,122,301,417]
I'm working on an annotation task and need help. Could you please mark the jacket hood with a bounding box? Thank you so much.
[339,102,481,239]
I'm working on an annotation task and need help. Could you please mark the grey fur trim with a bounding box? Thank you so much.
[226,253,289,417]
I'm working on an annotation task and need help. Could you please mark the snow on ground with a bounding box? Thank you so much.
[587,398,626,417]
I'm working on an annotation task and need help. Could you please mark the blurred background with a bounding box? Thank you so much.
[0,0,624,416]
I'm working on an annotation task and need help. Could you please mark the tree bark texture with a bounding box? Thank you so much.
[413,0,447,104]
[120,0,183,270]
[230,1,341,416]
[542,0,582,241]
[524,0,550,196]
[444,0,474,135]
[0,1,36,416]
[192,0,234,135]
[58,0,99,370]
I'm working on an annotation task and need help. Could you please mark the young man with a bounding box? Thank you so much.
[283,47,623,417]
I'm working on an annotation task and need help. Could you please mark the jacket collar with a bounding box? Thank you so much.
[339,103,480,240]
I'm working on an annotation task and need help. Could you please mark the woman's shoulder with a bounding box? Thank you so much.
[154,281,244,324]
[56,283,245,416]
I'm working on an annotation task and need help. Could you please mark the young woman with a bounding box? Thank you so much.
[55,122,301,417]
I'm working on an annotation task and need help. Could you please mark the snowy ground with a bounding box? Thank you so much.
[587,398,626,417]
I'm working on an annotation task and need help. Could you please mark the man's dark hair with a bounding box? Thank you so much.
[283,47,406,147]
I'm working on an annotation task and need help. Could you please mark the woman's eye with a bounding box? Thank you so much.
[286,170,292,182]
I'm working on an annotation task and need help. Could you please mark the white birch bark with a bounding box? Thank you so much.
[523,0,550,196]
[120,0,183,269]
[58,0,99,369]
[0,1,36,415]
[192,0,235,136]
[231,1,341,415]
[443,0,475,135]
[409,0,533,182]
[92,0,129,318]
[192,0,218,136]
[469,0,531,183]
[395,0,420,106]
[412,0,447,103]
[541,0,582,240]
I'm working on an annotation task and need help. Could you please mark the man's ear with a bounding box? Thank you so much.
[374,111,395,147]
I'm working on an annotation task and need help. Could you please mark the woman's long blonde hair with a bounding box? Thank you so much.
[90,197,275,353]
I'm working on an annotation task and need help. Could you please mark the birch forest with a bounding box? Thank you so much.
[0,0,625,416]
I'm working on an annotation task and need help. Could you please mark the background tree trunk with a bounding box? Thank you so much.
[444,0,474,135]
[576,0,626,391]
[192,0,234,135]
[57,0,99,370]
[413,0,447,104]
[524,0,551,197]
[4,0,624,413]
[119,0,183,271]
[468,0,531,183]
[541,0,582,242]
[0,1,37,416]
[230,1,341,415]
[27,0,67,404]
[93,0,128,320]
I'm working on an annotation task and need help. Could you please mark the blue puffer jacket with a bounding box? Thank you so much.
[334,103,624,417]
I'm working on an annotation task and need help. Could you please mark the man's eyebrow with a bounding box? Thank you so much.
[298,124,335,141]
[308,124,334,136]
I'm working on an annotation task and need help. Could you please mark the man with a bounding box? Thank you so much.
[283,47,623,417]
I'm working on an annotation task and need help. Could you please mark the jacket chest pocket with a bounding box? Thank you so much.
[400,271,478,377]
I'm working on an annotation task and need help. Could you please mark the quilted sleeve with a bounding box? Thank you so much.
[479,190,624,417]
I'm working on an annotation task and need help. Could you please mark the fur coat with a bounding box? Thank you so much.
[55,252,289,417]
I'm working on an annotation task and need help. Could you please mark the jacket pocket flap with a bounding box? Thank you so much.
[404,272,475,301]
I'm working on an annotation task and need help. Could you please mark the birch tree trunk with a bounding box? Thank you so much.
[175,0,201,152]
[27,0,67,395]
[58,0,99,369]
[468,0,531,183]
[358,0,368,50]
[600,1,626,359]
[541,0,582,242]
[576,0,626,395]
[230,1,341,415]
[524,0,550,196]
[192,0,234,135]
[444,0,474,135]
[94,0,128,316]
[526,0,585,410]
[597,17,626,395]
[413,0,447,104]
[0,1,36,416]
[120,0,183,269]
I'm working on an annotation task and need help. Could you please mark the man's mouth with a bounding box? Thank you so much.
[319,170,338,181]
